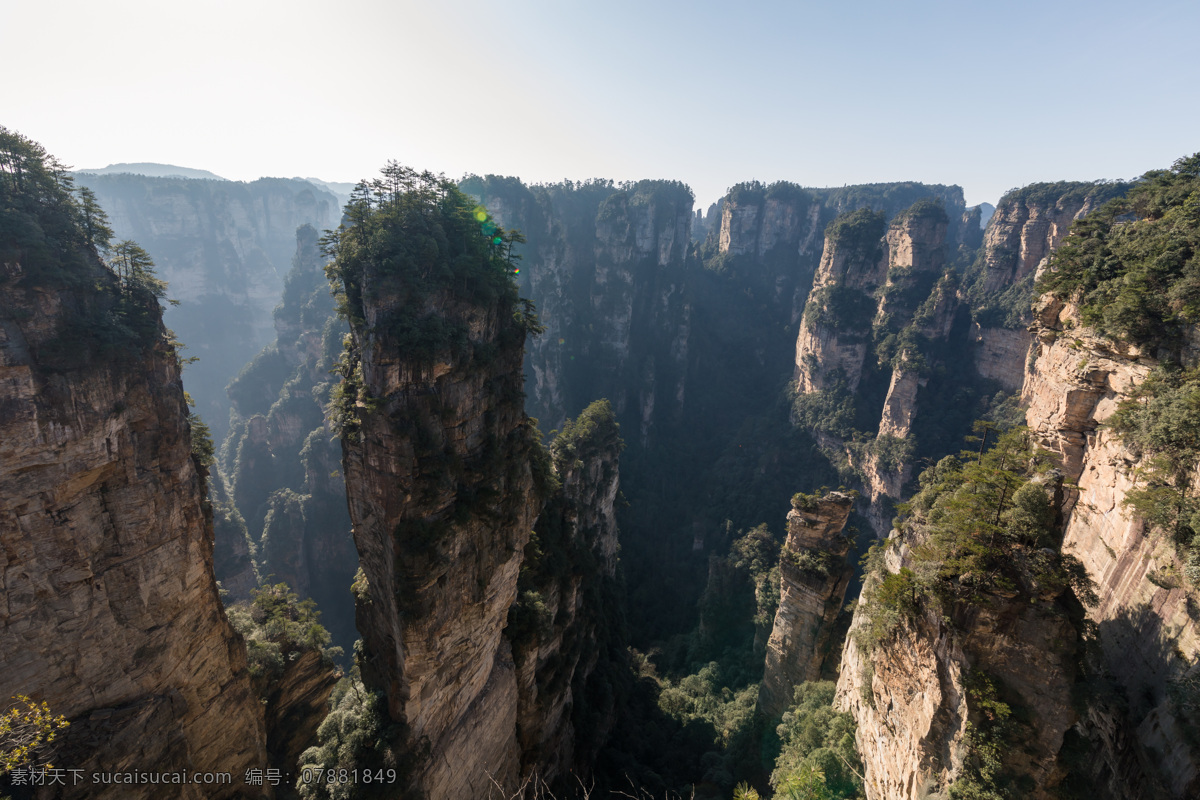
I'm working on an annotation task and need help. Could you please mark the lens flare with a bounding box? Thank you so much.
[473,206,488,222]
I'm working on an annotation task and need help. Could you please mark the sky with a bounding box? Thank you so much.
[5,0,1199,210]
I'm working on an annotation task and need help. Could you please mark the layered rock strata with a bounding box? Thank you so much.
[835,576,1078,800]
[337,191,546,798]
[0,266,266,797]
[758,492,855,719]
[1023,298,1199,797]
[512,400,625,785]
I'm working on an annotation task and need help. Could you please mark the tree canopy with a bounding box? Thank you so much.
[1038,154,1200,351]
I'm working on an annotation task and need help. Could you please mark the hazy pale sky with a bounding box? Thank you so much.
[6,0,1199,209]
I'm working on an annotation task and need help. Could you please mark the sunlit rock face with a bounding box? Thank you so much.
[1023,298,1199,798]
[0,261,266,799]
[967,183,1128,393]
[836,580,1078,800]
[758,492,855,719]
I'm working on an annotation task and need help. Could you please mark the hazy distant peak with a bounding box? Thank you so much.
[301,177,357,195]
[976,202,996,229]
[75,162,228,181]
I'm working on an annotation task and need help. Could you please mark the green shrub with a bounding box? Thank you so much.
[770,681,863,800]
[226,581,342,689]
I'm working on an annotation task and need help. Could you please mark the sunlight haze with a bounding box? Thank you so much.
[7,0,1199,207]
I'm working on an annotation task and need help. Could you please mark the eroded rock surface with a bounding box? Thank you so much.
[0,264,266,798]
[759,493,855,719]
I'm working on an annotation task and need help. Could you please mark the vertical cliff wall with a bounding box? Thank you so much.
[965,181,1130,393]
[462,177,694,440]
[822,165,1196,800]
[330,172,547,798]
[511,399,625,786]
[1023,298,1199,797]
[793,208,888,397]
[465,175,978,644]
[758,492,855,719]
[791,201,973,536]
[832,437,1082,800]
[1,135,266,797]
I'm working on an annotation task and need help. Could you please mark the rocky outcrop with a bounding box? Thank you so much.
[759,493,855,719]
[715,182,967,327]
[836,581,1078,800]
[1023,298,1200,797]
[335,180,548,799]
[793,209,888,395]
[512,400,625,786]
[971,325,1029,392]
[967,182,1130,389]
[75,173,342,442]
[0,256,265,795]
[976,186,1114,296]
[260,650,340,797]
[792,202,963,535]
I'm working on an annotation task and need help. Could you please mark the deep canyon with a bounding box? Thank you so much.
[2,128,1198,800]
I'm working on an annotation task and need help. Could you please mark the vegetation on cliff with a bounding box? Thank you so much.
[1038,154,1200,350]
[854,426,1092,642]
[1031,153,1200,597]
[226,581,341,690]
[0,696,69,776]
[0,127,174,366]
[1108,365,1200,587]
[768,681,862,800]
[323,163,538,357]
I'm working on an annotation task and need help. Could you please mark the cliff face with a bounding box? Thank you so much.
[967,182,1130,392]
[758,493,855,719]
[344,289,540,799]
[793,209,888,396]
[0,265,265,794]
[792,203,968,535]
[463,178,693,441]
[467,176,979,645]
[829,437,1082,800]
[1023,298,1200,797]
[836,583,1078,800]
[75,172,342,442]
[260,650,340,797]
[714,182,968,328]
[511,400,625,785]
[332,178,548,799]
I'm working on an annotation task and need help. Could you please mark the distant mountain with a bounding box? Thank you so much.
[976,201,996,228]
[76,162,228,180]
[301,176,354,209]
